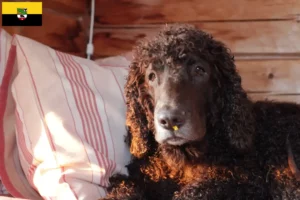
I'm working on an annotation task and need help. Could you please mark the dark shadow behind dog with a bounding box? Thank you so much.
[100,24,300,200]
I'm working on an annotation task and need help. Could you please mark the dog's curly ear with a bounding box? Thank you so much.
[124,58,155,159]
[209,41,255,152]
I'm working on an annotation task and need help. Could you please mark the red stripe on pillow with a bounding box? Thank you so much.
[0,45,24,198]
[15,38,78,199]
[56,51,115,186]
[47,48,95,184]
[15,110,38,190]
[69,54,109,158]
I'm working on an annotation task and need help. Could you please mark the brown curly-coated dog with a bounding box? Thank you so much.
[100,24,300,200]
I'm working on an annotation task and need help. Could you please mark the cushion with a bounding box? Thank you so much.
[0,28,131,199]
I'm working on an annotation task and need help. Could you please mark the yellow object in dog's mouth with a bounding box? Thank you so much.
[173,126,179,131]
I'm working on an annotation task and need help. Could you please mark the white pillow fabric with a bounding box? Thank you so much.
[0,28,131,199]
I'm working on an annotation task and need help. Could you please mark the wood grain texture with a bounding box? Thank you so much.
[28,0,87,15]
[240,59,300,104]
[92,21,300,57]
[19,10,86,55]
[249,93,300,103]
[237,60,300,93]
[94,0,300,24]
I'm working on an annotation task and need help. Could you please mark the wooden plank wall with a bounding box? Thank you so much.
[1,0,300,103]
[0,0,89,57]
[90,0,300,103]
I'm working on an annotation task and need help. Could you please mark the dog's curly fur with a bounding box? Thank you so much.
[100,24,300,200]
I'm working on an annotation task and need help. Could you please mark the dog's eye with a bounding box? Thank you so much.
[195,66,205,75]
[148,72,156,81]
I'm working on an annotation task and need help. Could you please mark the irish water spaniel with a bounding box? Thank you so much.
[101,24,300,200]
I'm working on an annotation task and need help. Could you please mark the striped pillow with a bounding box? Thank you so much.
[0,28,131,199]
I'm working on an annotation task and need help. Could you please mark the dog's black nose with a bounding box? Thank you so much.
[157,109,185,130]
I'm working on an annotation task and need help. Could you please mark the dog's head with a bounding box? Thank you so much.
[125,24,255,160]
[147,49,212,146]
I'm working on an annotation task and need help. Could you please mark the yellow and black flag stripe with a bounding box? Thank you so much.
[2,2,42,26]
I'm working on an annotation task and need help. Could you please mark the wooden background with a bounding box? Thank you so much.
[1,0,300,103]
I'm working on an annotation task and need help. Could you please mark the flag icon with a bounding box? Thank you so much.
[2,2,42,26]
[17,8,28,21]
